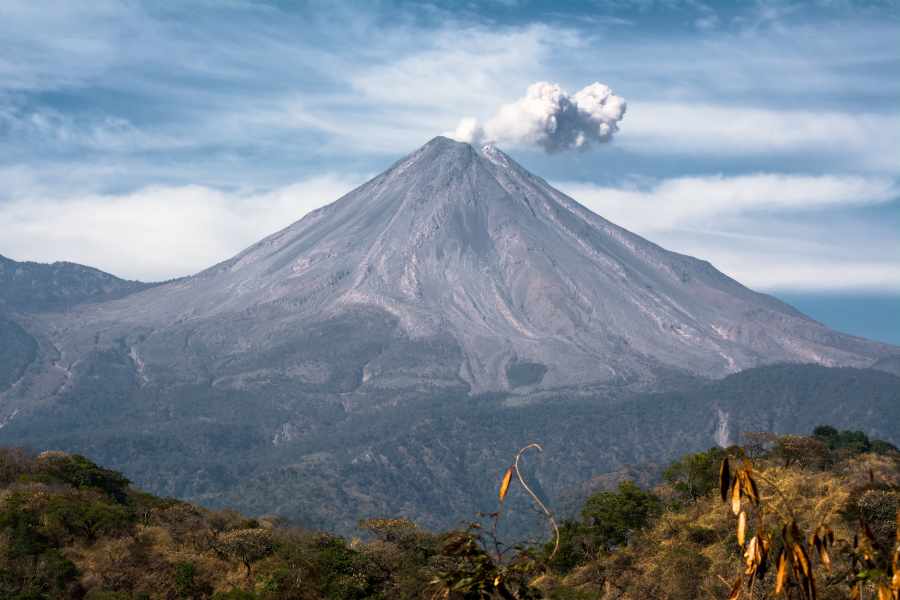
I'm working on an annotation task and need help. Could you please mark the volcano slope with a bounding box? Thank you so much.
[1,136,897,531]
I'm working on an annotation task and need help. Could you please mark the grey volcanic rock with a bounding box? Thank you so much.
[0,256,151,402]
[3,136,897,412]
[872,355,900,377]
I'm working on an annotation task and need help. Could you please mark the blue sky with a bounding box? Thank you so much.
[1,1,898,340]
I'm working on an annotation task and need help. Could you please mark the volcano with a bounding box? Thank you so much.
[21,137,893,393]
[1,137,897,530]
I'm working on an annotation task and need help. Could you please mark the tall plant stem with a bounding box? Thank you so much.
[513,443,560,560]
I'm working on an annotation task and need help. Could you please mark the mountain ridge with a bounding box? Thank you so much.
[0,253,153,314]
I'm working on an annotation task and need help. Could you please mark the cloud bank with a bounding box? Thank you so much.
[555,173,900,291]
[0,175,360,282]
[451,82,626,152]
[557,173,899,232]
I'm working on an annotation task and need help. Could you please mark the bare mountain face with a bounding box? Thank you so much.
[12,136,892,399]
[0,256,152,401]
[1,137,897,531]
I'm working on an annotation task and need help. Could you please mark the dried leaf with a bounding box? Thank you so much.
[737,510,747,546]
[720,457,731,503]
[818,525,834,547]
[792,543,811,578]
[879,584,892,600]
[819,544,831,572]
[811,533,824,566]
[739,469,760,505]
[892,547,900,592]
[757,536,770,577]
[731,476,742,515]
[498,466,513,502]
[728,575,742,600]
[744,536,760,575]
[775,549,787,594]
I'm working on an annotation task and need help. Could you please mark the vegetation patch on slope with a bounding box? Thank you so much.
[2,425,898,599]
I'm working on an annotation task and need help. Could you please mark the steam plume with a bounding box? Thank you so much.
[452,82,626,152]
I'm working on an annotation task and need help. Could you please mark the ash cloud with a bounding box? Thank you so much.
[452,82,626,152]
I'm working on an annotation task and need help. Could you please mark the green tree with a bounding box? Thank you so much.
[774,435,828,468]
[212,528,274,581]
[0,493,50,558]
[34,453,131,504]
[580,481,661,552]
[546,520,589,573]
[174,562,212,599]
[662,447,727,501]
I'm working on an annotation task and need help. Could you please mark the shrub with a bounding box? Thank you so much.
[85,590,131,600]
[580,481,661,552]
[41,491,135,543]
[212,590,258,600]
[0,492,50,558]
[33,453,131,503]
[212,528,274,579]
[649,542,712,600]
[546,520,589,573]
[812,424,898,455]
[685,526,717,546]
[0,548,81,600]
[0,448,34,485]
[174,562,213,600]
[662,447,727,501]
[774,434,828,468]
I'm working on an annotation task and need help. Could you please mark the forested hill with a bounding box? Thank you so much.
[0,254,152,314]
[1,425,898,599]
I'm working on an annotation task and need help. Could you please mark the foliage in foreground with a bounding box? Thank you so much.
[0,425,897,599]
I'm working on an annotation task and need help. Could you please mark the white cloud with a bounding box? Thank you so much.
[0,175,360,281]
[652,231,900,292]
[557,173,898,231]
[556,173,900,291]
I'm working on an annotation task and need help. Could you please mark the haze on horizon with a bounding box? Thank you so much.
[1,0,898,341]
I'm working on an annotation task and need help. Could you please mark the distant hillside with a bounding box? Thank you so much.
[0,255,154,399]
[3,363,898,535]
[0,254,152,314]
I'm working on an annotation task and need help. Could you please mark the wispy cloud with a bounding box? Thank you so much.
[620,104,900,172]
